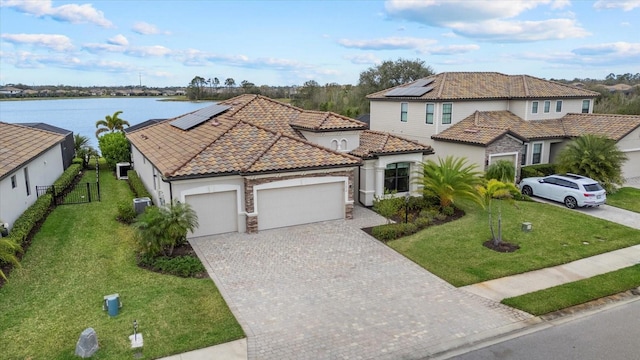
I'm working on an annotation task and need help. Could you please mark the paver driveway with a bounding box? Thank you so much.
[191,207,534,359]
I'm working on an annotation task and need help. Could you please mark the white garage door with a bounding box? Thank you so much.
[257,181,344,231]
[622,150,640,179]
[185,191,238,237]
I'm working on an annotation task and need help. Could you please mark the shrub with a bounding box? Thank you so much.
[420,208,440,220]
[53,164,82,189]
[520,164,556,179]
[442,205,455,216]
[139,255,205,277]
[371,223,418,242]
[116,200,137,224]
[7,194,52,246]
[414,216,431,229]
[97,132,130,169]
[127,170,152,199]
[435,213,448,221]
[486,160,516,183]
[372,194,403,224]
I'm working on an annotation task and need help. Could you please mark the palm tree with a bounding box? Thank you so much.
[95,111,130,138]
[485,160,515,183]
[556,134,627,193]
[477,179,520,246]
[134,201,198,257]
[73,134,90,157]
[416,156,483,208]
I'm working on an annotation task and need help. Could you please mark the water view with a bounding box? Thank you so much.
[0,97,214,147]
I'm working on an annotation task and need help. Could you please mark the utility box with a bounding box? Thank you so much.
[521,222,532,232]
[133,197,151,215]
[103,293,122,317]
[116,162,131,180]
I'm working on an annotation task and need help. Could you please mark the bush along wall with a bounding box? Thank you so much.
[520,164,557,179]
[127,170,152,200]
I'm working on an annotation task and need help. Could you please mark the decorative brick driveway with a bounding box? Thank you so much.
[191,207,533,359]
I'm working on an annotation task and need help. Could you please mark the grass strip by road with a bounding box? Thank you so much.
[501,264,640,315]
[0,167,244,359]
[606,187,640,213]
[388,201,640,287]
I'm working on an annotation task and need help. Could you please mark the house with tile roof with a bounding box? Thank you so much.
[126,94,433,236]
[0,122,69,229]
[367,72,640,180]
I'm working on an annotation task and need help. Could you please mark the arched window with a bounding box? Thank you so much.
[331,139,338,151]
[340,139,347,150]
[384,162,410,192]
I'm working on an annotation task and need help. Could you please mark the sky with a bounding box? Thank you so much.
[1,0,639,88]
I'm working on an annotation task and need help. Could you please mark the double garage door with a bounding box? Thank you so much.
[185,180,345,237]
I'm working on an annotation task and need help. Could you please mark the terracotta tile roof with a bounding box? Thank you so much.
[432,111,640,145]
[127,96,362,179]
[559,113,640,141]
[289,111,367,131]
[0,122,65,180]
[367,72,599,100]
[351,130,434,159]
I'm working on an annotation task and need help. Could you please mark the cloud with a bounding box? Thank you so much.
[520,42,640,66]
[132,22,171,35]
[1,33,74,51]
[428,44,480,55]
[126,45,172,57]
[344,53,382,65]
[572,42,640,56]
[0,0,113,27]
[594,0,640,11]
[337,37,437,51]
[384,0,586,42]
[1,49,136,72]
[108,34,129,46]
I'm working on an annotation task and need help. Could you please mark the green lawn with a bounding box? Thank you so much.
[388,201,640,287]
[0,168,243,359]
[502,264,640,315]
[607,187,640,213]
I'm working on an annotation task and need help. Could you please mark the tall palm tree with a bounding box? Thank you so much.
[556,134,627,193]
[95,111,130,138]
[416,156,483,208]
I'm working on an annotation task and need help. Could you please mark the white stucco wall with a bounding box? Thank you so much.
[619,127,640,179]
[516,98,592,121]
[369,99,508,146]
[299,130,361,152]
[0,145,64,229]
[358,153,424,206]
[431,141,486,171]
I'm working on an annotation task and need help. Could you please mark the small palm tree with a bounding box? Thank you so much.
[134,201,198,257]
[73,134,90,157]
[477,179,520,246]
[556,134,627,193]
[95,111,130,138]
[485,160,516,183]
[416,156,483,208]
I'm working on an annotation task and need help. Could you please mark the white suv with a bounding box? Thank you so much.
[519,174,606,209]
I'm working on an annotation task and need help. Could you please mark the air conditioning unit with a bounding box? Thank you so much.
[116,162,131,180]
[133,197,152,214]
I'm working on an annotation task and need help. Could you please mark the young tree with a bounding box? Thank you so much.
[477,179,520,246]
[187,76,207,100]
[556,134,627,193]
[416,156,483,208]
[95,111,130,137]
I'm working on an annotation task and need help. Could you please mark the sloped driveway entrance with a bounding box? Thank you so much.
[191,207,534,360]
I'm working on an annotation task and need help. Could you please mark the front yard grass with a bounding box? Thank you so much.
[606,187,640,213]
[388,201,640,287]
[0,168,244,359]
[502,264,640,315]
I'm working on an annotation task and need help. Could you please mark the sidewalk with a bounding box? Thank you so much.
[157,339,246,360]
[462,244,640,301]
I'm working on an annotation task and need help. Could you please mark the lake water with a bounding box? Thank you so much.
[0,97,214,147]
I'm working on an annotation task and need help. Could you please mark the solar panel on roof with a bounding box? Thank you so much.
[411,78,434,87]
[384,86,434,97]
[170,104,231,130]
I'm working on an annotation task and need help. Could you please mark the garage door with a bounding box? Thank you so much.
[257,181,344,231]
[622,150,640,179]
[185,191,238,237]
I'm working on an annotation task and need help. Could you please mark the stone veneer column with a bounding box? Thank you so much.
[244,180,258,233]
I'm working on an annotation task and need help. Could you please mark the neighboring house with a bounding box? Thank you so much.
[127,94,432,237]
[0,122,68,229]
[17,123,75,169]
[367,72,640,180]
[0,86,23,96]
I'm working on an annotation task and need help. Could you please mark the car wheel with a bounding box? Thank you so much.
[564,196,578,209]
[521,185,533,196]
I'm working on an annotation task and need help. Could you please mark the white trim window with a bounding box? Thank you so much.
[442,103,452,124]
[555,100,562,113]
[543,100,550,113]
[400,102,408,122]
[425,103,434,124]
[582,99,590,113]
[532,143,543,164]
[384,162,410,192]
[521,144,528,165]
[24,167,31,196]
[531,101,539,114]
[11,175,17,188]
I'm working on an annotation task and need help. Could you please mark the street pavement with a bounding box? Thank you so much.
[190,206,534,360]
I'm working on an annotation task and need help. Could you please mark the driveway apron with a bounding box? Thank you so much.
[191,207,533,359]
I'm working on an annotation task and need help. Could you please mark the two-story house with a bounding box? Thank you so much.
[367,72,640,180]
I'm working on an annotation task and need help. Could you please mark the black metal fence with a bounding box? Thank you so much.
[36,182,101,205]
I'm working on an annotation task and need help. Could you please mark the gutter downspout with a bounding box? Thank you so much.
[161,176,173,206]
